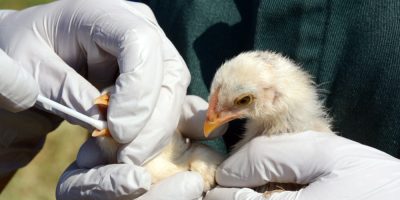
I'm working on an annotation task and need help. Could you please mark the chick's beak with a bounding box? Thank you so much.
[204,88,241,137]
[203,109,240,138]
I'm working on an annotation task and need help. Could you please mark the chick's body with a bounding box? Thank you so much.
[143,130,223,191]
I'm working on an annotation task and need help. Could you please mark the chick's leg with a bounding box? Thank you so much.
[92,92,119,163]
[92,93,111,137]
[94,93,109,116]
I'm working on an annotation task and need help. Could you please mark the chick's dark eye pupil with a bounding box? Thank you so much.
[236,95,252,105]
[240,97,249,104]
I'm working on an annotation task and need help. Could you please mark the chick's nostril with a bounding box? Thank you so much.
[206,110,219,123]
[207,116,215,123]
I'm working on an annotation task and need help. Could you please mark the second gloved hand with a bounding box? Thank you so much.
[205,131,400,200]
[57,138,204,200]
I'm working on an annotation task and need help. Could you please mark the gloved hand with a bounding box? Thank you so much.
[178,95,229,140]
[57,95,227,199]
[0,0,190,145]
[57,139,204,200]
[0,49,38,112]
[58,164,204,200]
[204,131,400,200]
[1,0,191,198]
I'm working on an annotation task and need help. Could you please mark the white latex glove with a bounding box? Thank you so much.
[57,140,203,200]
[178,95,228,140]
[0,49,38,112]
[1,0,190,198]
[204,131,400,200]
[0,0,190,145]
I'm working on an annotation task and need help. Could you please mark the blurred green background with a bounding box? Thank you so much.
[0,0,53,10]
[0,2,87,200]
[1,123,87,200]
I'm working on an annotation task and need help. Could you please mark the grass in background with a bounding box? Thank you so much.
[1,123,87,200]
[0,0,53,10]
[1,1,88,200]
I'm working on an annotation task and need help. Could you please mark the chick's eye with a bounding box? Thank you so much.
[234,95,253,106]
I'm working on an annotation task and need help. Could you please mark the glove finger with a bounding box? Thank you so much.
[85,3,167,143]
[217,131,337,187]
[118,39,189,165]
[205,187,270,200]
[204,187,241,200]
[76,138,109,168]
[124,1,158,23]
[0,10,16,21]
[227,177,400,200]
[234,188,268,200]
[136,171,203,200]
[29,50,102,129]
[56,162,151,200]
[178,95,228,140]
[0,49,39,112]
[205,188,300,200]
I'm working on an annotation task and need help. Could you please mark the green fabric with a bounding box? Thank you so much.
[141,0,400,158]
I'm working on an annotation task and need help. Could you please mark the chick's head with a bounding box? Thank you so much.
[204,51,318,137]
